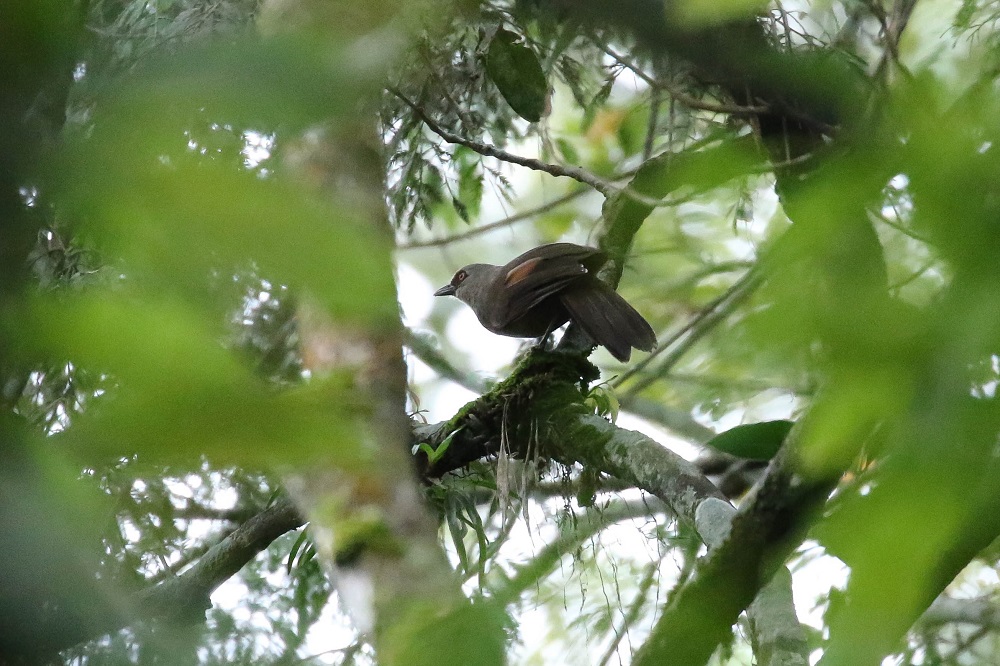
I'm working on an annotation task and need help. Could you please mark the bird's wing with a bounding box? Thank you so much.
[494,244,608,327]
[509,243,605,270]
[498,255,589,327]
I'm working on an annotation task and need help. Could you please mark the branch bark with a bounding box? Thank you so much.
[413,350,810,665]
[23,498,304,661]
[631,413,853,666]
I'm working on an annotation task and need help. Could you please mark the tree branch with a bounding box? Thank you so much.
[413,351,725,526]
[134,498,303,617]
[390,89,613,194]
[398,188,588,249]
[600,43,770,116]
[615,267,763,394]
[39,498,304,658]
[632,421,848,666]
[413,351,808,665]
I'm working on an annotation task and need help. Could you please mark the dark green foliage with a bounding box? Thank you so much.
[485,28,548,122]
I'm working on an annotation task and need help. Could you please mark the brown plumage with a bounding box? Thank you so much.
[433,243,656,362]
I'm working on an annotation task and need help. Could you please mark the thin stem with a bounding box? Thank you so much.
[615,268,763,395]
[398,188,588,249]
[600,44,769,116]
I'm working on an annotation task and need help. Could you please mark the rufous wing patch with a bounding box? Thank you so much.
[505,257,542,286]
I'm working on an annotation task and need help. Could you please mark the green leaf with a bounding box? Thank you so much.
[287,529,309,575]
[536,210,575,239]
[456,155,483,222]
[485,28,547,122]
[585,384,620,423]
[56,36,398,327]
[601,134,759,249]
[419,427,461,465]
[446,504,470,574]
[704,420,794,461]
[617,105,651,157]
[555,137,579,164]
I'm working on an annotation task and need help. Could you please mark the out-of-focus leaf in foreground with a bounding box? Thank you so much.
[0,413,118,658]
[57,36,397,327]
[787,80,1000,665]
[8,293,369,467]
[32,33,401,468]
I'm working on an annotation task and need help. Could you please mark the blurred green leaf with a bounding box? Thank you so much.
[555,137,580,164]
[455,148,483,222]
[383,598,507,666]
[617,104,651,157]
[9,293,369,467]
[89,35,389,133]
[704,420,793,461]
[537,209,576,239]
[60,143,395,325]
[602,134,761,249]
[56,35,398,325]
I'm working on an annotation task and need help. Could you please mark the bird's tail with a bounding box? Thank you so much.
[560,281,656,362]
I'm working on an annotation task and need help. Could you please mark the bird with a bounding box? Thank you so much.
[433,242,656,362]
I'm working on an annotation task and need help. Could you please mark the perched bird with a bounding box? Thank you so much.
[433,242,656,362]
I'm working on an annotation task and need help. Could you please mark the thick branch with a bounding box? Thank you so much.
[558,413,727,525]
[415,353,807,665]
[135,498,303,617]
[44,499,304,658]
[413,351,725,526]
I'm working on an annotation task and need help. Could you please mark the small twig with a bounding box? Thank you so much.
[391,89,613,194]
[600,44,770,116]
[403,329,488,394]
[867,207,932,244]
[869,0,918,81]
[398,188,588,249]
[889,258,938,292]
[596,559,660,666]
[774,1,795,53]
[615,268,763,395]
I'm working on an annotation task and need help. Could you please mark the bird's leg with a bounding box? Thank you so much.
[533,317,562,353]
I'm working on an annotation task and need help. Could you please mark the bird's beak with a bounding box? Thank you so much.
[434,284,457,297]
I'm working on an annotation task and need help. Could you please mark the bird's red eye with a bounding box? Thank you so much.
[454,270,467,284]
